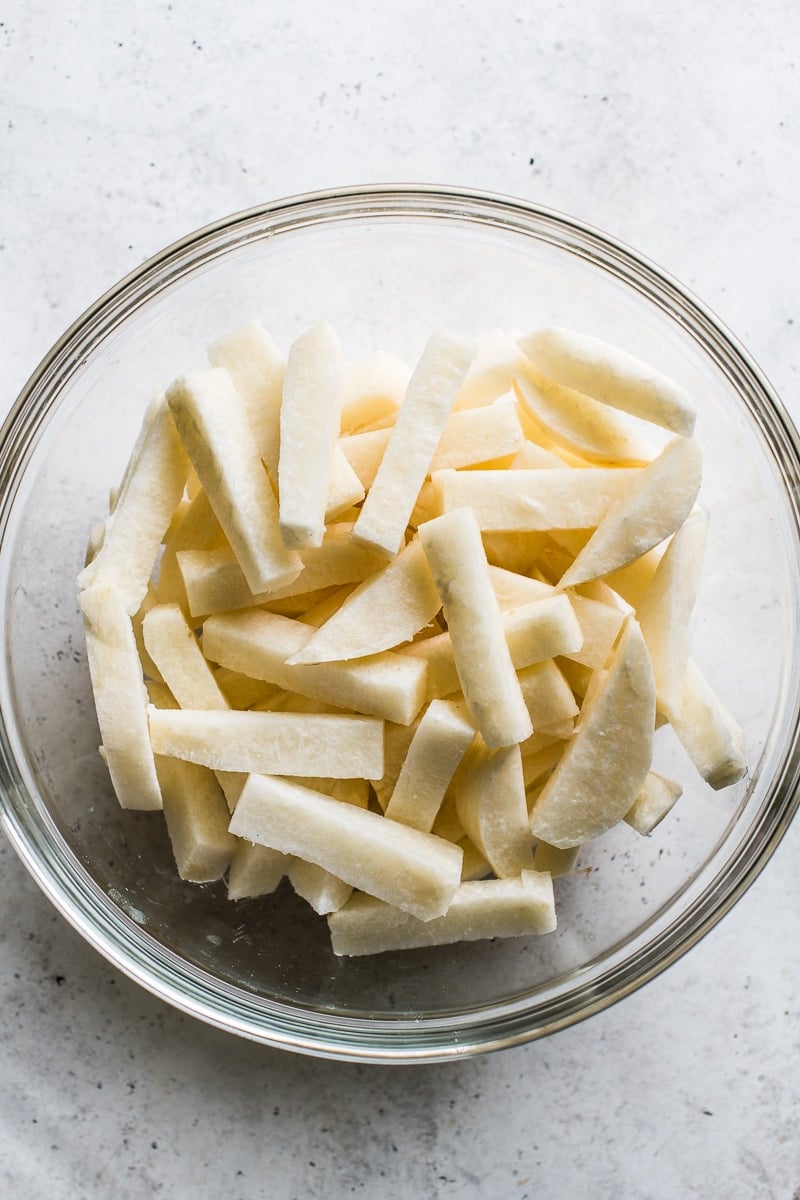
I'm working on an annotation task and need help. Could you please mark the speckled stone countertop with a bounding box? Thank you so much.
[1,3,799,1197]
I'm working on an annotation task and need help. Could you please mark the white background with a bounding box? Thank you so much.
[1,3,799,1197]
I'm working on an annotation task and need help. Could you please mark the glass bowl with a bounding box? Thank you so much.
[1,185,799,1064]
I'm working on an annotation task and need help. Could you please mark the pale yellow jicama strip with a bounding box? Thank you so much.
[372,720,420,810]
[213,668,285,711]
[132,581,161,681]
[558,438,703,589]
[562,592,625,669]
[603,545,665,609]
[148,707,385,779]
[530,620,656,848]
[339,396,523,489]
[638,509,708,718]
[517,660,579,729]
[489,565,553,609]
[324,452,367,521]
[434,467,640,531]
[327,872,556,957]
[624,772,683,835]
[202,609,427,725]
[419,508,532,747]
[513,364,654,465]
[279,322,345,548]
[288,538,441,664]
[207,320,285,479]
[454,329,525,411]
[340,351,410,432]
[156,488,226,608]
[78,587,162,810]
[668,661,746,790]
[401,593,583,703]
[532,841,579,877]
[177,522,385,619]
[353,331,474,557]
[519,326,697,436]
[78,397,189,615]
[228,774,463,921]
[454,742,534,877]
[288,860,353,915]
[228,842,292,901]
[155,756,236,882]
[167,368,301,594]
[142,603,230,711]
[384,700,475,833]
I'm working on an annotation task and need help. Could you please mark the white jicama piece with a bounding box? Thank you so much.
[624,772,683,835]
[228,842,292,901]
[637,509,709,718]
[278,322,345,548]
[156,488,226,609]
[373,720,420,810]
[79,587,162,811]
[517,660,579,729]
[177,522,385,618]
[338,428,392,489]
[167,368,301,594]
[532,841,579,877]
[668,661,746,789]
[155,756,236,882]
[514,365,654,465]
[353,331,474,556]
[522,741,565,790]
[530,619,656,848]
[78,398,189,615]
[520,327,697,437]
[148,707,384,779]
[563,593,625,669]
[213,668,285,710]
[458,838,492,882]
[228,774,463,921]
[287,538,441,664]
[324,450,367,521]
[558,438,703,589]
[402,593,582,702]
[207,320,284,479]
[455,742,534,877]
[340,351,410,432]
[489,566,554,609]
[434,467,640,531]
[288,860,353,915]
[454,329,525,410]
[384,700,475,832]
[202,609,427,725]
[419,508,532,747]
[142,603,230,711]
[328,871,556,956]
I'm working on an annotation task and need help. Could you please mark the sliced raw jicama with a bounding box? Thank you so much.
[434,466,640,531]
[530,619,656,848]
[177,522,385,618]
[228,774,463,921]
[489,565,553,609]
[203,608,427,725]
[419,508,532,747]
[142,603,230,711]
[384,699,475,832]
[454,742,534,877]
[167,368,300,594]
[353,331,474,556]
[668,661,747,789]
[287,538,441,664]
[454,329,525,411]
[148,707,384,779]
[79,586,162,810]
[327,871,556,956]
[155,755,236,882]
[279,322,347,548]
[532,841,579,877]
[563,592,625,669]
[637,509,708,718]
[156,488,226,608]
[78,397,189,615]
[514,364,654,465]
[517,660,579,729]
[558,437,703,589]
[520,327,697,437]
[340,351,410,432]
[373,720,420,810]
[288,860,353,915]
[207,320,284,478]
[228,842,291,901]
[402,593,582,702]
[624,772,683,835]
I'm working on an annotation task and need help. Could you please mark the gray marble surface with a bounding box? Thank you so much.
[1,2,799,1197]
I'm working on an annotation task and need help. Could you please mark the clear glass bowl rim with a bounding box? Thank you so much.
[1,183,799,1064]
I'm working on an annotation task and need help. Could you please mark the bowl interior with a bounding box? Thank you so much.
[1,191,798,1056]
